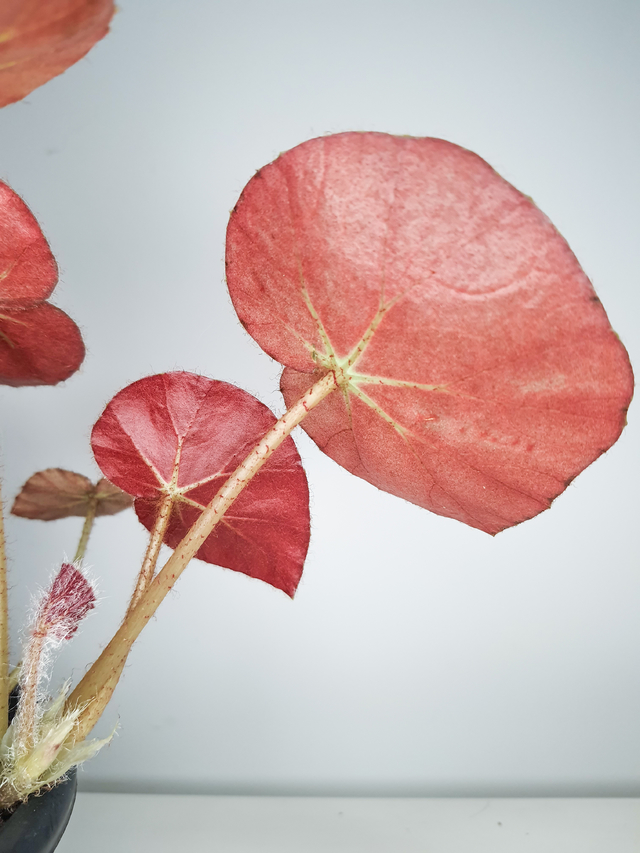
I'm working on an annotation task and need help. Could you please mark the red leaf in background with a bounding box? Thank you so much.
[11,468,132,521]
[91,372,310,596]
[0,180,85,385]
[35,562,96,642]
[226,132,634,534]
[0,0,115,108]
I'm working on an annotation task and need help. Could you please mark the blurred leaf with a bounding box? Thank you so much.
[11,468,133,521]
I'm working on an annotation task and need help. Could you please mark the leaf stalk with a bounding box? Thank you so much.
[0,479,8,738]
[127,492,174,614]
[73,494,98,562]
[13,632,44,755]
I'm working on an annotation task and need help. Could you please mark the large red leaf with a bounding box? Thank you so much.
[91,372,310,596]
[0,0,115,109]
[0,180,85,385]
[226,132,634,534]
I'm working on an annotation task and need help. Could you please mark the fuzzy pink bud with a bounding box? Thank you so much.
[35,563,96,642]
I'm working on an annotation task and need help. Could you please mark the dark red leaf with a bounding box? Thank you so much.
[226,132,634,534]
[91,372,310,596]
[11,468,133,521]
[36,562,95,642]
[0,181,85,386]
[0,303,85,386]
[0,0,115,108]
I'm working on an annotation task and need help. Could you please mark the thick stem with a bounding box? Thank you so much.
[65,370,339,741]
[127,493,174,614]
[75,495,176,736]
[0,479,8,738]
[73,496,98,563]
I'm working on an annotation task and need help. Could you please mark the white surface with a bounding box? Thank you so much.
[58,794,640,853]
[0,0,638,796]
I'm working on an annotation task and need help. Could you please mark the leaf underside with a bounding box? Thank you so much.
[91,372,310,596]
[226,132,634,534]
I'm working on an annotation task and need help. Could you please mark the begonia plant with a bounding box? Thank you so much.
[0,131,633,817]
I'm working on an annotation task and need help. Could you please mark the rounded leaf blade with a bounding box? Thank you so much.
[0,181,85,386]
[226,132,633,533]
[0,303,85,386]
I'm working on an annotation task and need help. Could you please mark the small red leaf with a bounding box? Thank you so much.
[0,181,85,386]
[35,562,95,642]
[226,132,634,534]
[11,468,133,521]
[0,0,115,109]
[91,372,310,596]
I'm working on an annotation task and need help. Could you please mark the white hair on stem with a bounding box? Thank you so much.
[0,560,111,808]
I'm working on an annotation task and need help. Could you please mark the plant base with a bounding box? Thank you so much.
[0,769,77,853]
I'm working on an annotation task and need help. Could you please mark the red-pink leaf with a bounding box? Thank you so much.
[226,132,634,534]
[0,0,115,109]
[91,372,310,596]
[11,468,133,521]
[0,181,57,305]
[0,181,85,386]
[0,303,85,386]
[36,562,95,642]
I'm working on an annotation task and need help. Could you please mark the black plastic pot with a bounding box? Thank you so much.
[0,769,77,853]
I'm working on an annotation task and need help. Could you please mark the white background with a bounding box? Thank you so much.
[0,0,638,796]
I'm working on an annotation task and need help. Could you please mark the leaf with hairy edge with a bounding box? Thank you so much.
[0,0,115,109]
[226,132,634,535]
[0,180,85,386]
[11,468,133,521]
[91,372,310,597]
